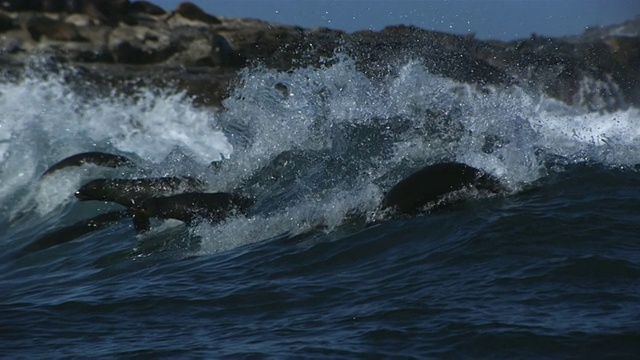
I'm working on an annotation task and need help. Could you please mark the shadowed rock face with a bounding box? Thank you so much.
[26,17,86,41]
[0,12,17,32]
[1,1,135,23]
[0,2,637,111]
[174,2,220,25]
[130,1,165,15]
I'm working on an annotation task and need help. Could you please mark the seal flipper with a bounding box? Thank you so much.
[41,151,136,178]
[131,211,151,234]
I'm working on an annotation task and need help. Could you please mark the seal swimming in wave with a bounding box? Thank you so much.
[20,210,131,253]
[75,176,207,208]
[381,162,503,216]
[41,151,135,178]
[21,190,255,250]
[132,192,256,233]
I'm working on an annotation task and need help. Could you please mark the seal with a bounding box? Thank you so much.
[21,210,131,253]
[41,151,136,178]
[133,192,256,233]
[75,176,207,208]
[381,162,502,215]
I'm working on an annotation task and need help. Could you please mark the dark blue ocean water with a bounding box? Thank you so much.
[1,56,640,358]
[2,165,640,358]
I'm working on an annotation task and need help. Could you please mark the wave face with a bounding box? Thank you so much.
[1,55,639,358]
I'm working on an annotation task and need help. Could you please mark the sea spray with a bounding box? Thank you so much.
[1,54,638,254]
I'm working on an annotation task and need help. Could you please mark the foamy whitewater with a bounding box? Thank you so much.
[1,55,639,357]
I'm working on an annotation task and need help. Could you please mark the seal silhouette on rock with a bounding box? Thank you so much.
[41,151,136,178]
[381,162,503,216]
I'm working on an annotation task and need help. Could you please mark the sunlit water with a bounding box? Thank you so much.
[1,55,639,357]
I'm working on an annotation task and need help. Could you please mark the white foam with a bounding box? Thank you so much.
[0,70,233,215]
[1,55,638,252]
[196,56,640,252]
[82,88,232,164]
[194,182,382,255]
[533,107,640,164]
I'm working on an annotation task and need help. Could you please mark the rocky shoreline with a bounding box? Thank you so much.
[1,1,638,111]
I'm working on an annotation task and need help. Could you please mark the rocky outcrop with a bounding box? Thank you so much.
[0,1,638,111]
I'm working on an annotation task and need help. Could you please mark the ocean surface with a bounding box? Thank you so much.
[1,55,639,358]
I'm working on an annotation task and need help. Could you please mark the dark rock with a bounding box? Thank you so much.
[174,2,220,25]
[108,23,175,63]
[73,46,113,62]
[0,0,130,14]
[41,0,68,12]
[223,24,307,70]
[81,0,133,25]
[343,25,513,86]
[0,12,17,32]
[130,0,165,15]
[0,2,637,111]
[212,32,244,67]
[473,33,639,111]
[26,16,86,42]
[0,0,38,11]
[65,0,85,12]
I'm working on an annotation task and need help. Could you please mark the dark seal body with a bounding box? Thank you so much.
[381,162,502,215]
[41,151,135,178]
[75,177,206,208]
[21,210,130,253]
[130,192,255,233]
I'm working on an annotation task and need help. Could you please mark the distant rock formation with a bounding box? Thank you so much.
[0,1,637,111]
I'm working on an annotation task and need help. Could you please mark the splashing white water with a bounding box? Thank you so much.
[1,55,639,253]
[0,69,232,217]
[193,56,640,254]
